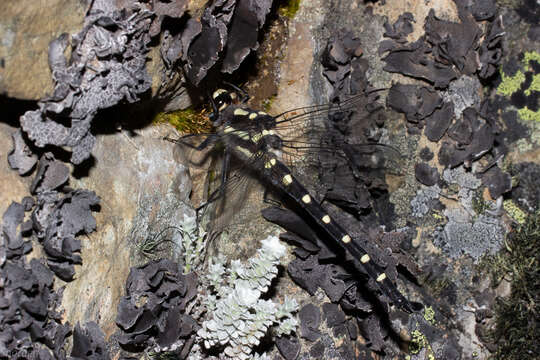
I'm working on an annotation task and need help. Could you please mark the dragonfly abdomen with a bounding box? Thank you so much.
[262,154,413,313]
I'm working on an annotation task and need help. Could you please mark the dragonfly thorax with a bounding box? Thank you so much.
[218,105,283,162]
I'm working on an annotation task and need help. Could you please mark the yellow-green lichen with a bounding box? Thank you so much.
[503,200,527,224]
[153,108,212,134]
[523,50,540,65]
[497,50,540,97]
[497,51,540,123]
[497,70,525,96]
[524,73,540,96]
[423,306,436,325]
[409,330,427,355]
[409,329,435,358]
[517,107,540,122]
[279,0,301,18]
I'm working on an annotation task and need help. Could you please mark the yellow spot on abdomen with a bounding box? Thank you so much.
[376,273,386,282]
[342,235,351,243]
[360,254,370,263]
[283,174,293,185]
[264,158,277,169]
[322,215,331,223]
[301,194,311,203]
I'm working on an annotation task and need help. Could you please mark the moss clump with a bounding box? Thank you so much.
[262,95,276,113]
[472,192,489,215]
[153,108,212,134]
[425,277,451,297]
[488,211,540,359]
[278,0,301,18]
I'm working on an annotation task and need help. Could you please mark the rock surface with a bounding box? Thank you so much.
[0,0,538,359]
[0,0,87,100]
[62,124,193,338]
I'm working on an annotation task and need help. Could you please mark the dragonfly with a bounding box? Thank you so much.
[166,86,414,313]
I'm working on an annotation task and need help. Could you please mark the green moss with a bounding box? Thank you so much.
[425,277,451,297]
[262,95,276,112]
[472,192,489,215]
[153,108,212,134]
[147,351,177,360]
[487,212,540,359]
[279,0,301,18]
[423,306,436,325]
[503,200,527,224]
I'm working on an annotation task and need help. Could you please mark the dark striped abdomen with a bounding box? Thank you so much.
[262,154,412,312]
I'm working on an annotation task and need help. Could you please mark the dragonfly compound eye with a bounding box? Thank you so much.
[212,89,232,111]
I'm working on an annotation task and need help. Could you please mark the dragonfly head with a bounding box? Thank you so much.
[213,89,233,110]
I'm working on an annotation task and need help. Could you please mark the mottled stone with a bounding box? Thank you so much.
[0,0,86,100]
[0,123,30,216]
[61,124,193,337]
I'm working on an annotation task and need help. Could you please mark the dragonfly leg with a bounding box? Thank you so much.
[224,81,250,103]
[163,134,218,151]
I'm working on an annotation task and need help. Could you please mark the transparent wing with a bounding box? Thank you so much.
[167,90,401,232]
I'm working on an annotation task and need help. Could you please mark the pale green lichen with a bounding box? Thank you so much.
[409,327,436,359]
[524,73,540,96]
[423,306,436,325]
[409,329,428,355]
[195,236,298,360]
[517,107,540,122]
[498,51,540,122]
[523,50,540,65]
[497,70,525,96]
